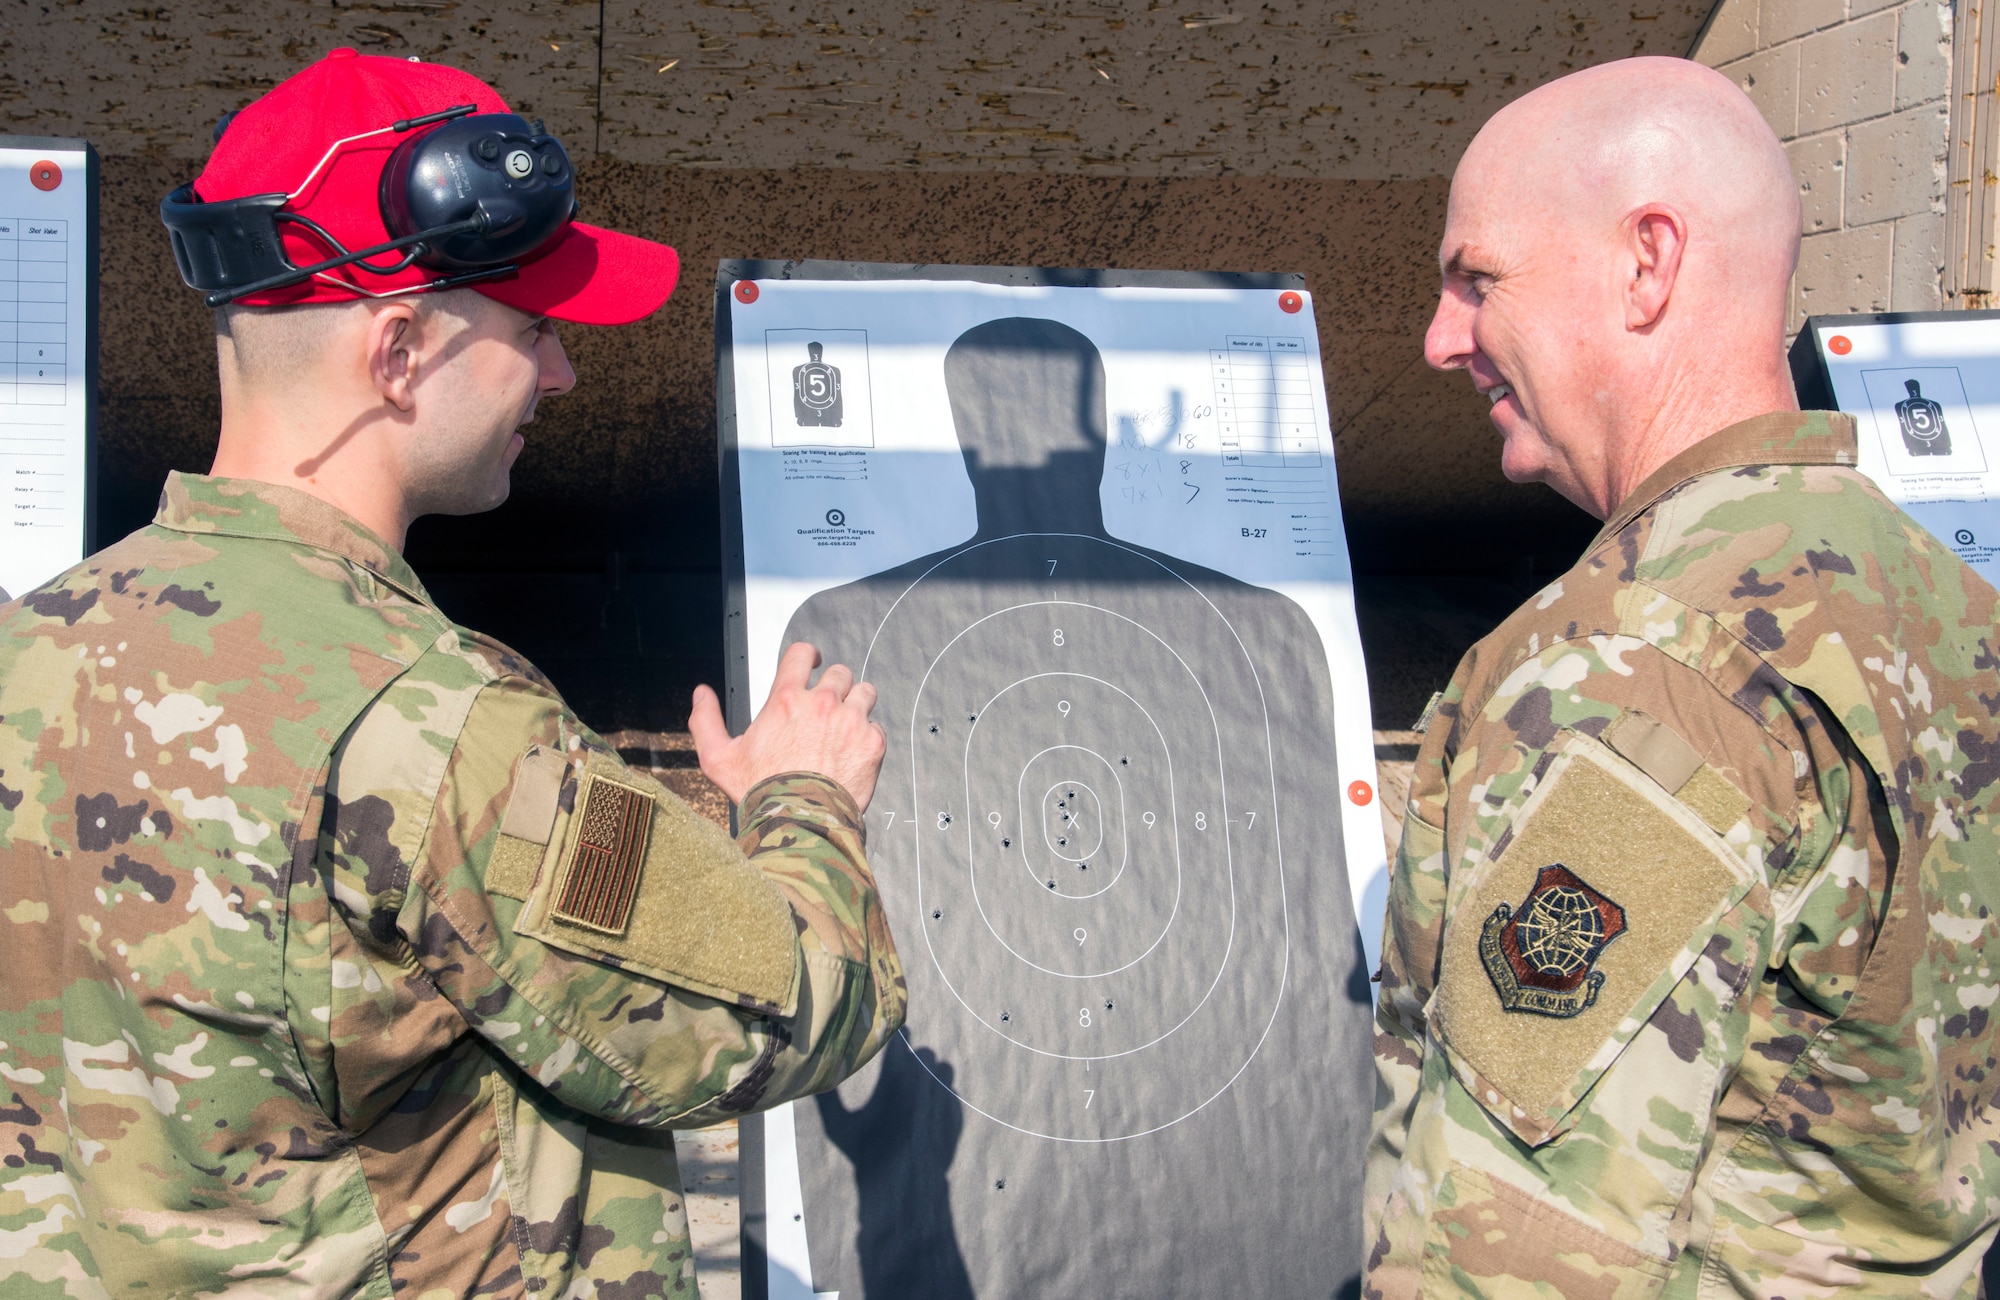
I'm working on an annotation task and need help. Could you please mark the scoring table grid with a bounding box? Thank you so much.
[1210,335,1319,468]
[0,217,69,406]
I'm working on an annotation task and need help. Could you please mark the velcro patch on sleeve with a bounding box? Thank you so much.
[1602,709,1753,836]
[1602,711,1703,793]
[1677,765,1752,836]
[485,836,544,901]
[514,757,802,1015]
[1432,733,1756,1144]
[486,745,569,901]
[501,744,567,844]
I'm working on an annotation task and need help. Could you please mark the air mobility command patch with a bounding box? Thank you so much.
[1480,864,1627,1018]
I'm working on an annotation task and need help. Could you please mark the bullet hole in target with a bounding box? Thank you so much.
[1000,1011,1010,1022]
[1105,1001,1114,1011]
[929,724,939,734]
[932,910,942,920]
[968,714,977,722]
[1047,880,1056,888]
[995,1179,1005,1190]
[1002,837,1011,847]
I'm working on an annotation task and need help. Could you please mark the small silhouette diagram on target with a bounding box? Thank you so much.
[766,327,876,448]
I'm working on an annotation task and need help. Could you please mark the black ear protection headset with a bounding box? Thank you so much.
[160,104,579,308]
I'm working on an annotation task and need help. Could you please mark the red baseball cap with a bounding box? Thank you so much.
[195,48,677,324]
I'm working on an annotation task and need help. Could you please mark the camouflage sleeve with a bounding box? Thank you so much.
[1362,687,1455,1261]
[348,664,905,1128]
[660,772,908,1130]
[1364,630,1820,1291]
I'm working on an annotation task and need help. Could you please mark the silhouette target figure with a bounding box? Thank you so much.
[779,317,1370,1297]
[793,340,845,427]
[1895,377,1952,456]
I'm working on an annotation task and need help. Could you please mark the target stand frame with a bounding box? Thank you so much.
[717,260,1375,1300]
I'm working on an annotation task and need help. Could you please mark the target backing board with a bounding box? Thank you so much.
[717,261,1380,1300]
[1791,310,2000,581]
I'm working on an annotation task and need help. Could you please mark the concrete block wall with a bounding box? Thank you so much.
[1695,0,1956,327]
[6,1,1714,584]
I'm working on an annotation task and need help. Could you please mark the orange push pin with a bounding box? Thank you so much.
[734,281,759,304]
[1348,779,1373,806]
[29,160,61,191]
[1278,290,1303,314]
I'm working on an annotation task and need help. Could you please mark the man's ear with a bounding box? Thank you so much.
[1625,205,1687,331]
[366,300,424,413]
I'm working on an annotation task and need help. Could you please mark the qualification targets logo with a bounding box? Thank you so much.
[798,506,871,549]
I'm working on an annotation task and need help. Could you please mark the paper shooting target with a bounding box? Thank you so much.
[729,302,1375,1300]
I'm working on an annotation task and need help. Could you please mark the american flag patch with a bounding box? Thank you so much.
[554,775,655,934]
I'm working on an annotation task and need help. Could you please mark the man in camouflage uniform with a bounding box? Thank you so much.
[1366,58,2000,1296]
[0,51,904,1297]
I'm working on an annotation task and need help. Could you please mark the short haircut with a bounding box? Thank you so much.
[214,288,483,383]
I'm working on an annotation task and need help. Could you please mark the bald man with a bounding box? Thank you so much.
[1365,56,2000,1297]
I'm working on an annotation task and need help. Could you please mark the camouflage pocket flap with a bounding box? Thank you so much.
[1432,731,1756,1146]
[1419,1163,1671,1293]
[515,757,802,1016]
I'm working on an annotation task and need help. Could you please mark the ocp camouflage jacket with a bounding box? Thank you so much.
[0,473,906,1297]
[1366,412,2000,1296]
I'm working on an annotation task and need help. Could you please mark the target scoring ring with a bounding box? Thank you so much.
[1042,778,1104,863]
[850,531,1296,1142]
[966,675,1181,978]
[1014,742,1130,898]
[912,609,1237,1063]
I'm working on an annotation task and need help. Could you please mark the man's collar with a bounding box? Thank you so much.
[154,472,434,607]
[1589,410,1859,551]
